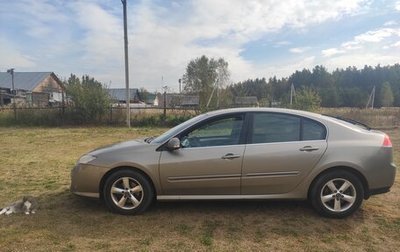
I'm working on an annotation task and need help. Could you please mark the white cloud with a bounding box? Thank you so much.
[274,41,291,47]
[121,0,367,89]
[289,47,311,53]
[323,52,400,71]
[262,56,317,79]
[384,20,397,26]
[390,41,400,47]
[0,0,371,90]
[319,26,400,71]
[395,1,400,11]
[0,39,36,69]
[321,48,346,57]
[352,28,398,43]
[329,27,400,52]
[0,0,68,38]
[70,2,123,66]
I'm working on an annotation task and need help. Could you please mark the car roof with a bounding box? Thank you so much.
[204,107,361,129]
[204,107,324,119]
[204,107,372,133]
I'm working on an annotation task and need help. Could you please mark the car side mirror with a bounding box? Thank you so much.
[167,137,181,151]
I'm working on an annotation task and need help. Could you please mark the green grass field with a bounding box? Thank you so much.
[0,126,399,251]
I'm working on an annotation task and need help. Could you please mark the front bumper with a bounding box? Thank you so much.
[70,163,108,198]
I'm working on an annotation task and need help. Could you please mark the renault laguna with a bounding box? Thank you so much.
[71,108,396,218]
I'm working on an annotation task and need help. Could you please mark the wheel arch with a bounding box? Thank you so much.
[99,166,157,200]
[307,166,370,200]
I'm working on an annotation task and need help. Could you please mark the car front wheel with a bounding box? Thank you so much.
[310,170,364,218]
[103,169,153,215]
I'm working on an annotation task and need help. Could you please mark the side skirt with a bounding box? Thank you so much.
[157,194,305,200]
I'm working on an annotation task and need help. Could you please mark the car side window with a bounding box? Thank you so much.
[251,113,300,144]
[250,113,327,144]
[180,115,244,148]
[302,118,326,140]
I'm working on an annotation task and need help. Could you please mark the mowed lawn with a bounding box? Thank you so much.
[0,126,399,251]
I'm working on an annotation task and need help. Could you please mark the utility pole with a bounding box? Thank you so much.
[121,0,130,127]
[366,86,376,109]
[290,83,295,106]
[162,85,168,118]
[7,68,16,120]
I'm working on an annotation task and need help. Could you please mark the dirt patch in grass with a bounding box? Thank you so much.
[0,126,399,251]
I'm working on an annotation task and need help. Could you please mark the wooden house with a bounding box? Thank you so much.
[0,72,64,107]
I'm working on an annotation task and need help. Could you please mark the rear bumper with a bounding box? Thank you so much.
[365,162,396,199]
[365,187,391,199]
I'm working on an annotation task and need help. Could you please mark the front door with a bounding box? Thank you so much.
[159,113,246,195]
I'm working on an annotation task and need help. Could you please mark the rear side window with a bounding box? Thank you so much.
[250,113,326,144]
[302,118,326,140]
[251,113,300,143]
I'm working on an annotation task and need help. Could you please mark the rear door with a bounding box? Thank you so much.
[241,112,327,194]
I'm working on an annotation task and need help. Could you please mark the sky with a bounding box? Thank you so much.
[0,0,400,92]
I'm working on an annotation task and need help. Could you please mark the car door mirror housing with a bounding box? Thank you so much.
[167,137,181,150]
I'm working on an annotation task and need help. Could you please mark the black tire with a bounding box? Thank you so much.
[310,170,364,218]
[103,169,154,215]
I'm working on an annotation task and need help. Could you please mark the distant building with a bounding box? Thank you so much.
[234,96,259,107]
[155,93,199,108]
[0,72,64,107]
[107,88,141,105]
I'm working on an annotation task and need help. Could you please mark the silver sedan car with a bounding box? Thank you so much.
[71,108,396,218]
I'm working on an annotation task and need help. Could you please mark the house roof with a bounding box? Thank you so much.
[0,72,53,91]
[107,88,139,101]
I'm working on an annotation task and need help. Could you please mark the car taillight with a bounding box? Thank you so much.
[383,135,392,147]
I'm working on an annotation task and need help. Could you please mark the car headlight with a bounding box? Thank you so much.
[78,154,96,164]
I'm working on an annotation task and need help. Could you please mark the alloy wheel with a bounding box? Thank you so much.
[110,177,144,210]
[320,178,356,213]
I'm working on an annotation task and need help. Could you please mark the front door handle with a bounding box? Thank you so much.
[299,146,319,152]
[221,153,241,160]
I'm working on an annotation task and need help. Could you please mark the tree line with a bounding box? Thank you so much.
[62,56,400,123]
[182,55,400,109]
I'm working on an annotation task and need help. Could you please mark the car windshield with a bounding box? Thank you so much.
[323,114,371,130]
[150,114,207,144]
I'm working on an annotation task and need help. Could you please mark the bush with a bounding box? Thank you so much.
[130,113,193,127]
[0,109,63,126]
[292,87,321,111]
[65,74,110,123]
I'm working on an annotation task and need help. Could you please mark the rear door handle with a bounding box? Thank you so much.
[299,146,319,152]
[221,153,241,160]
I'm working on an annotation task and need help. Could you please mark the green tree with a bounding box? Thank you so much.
[380,82,394,107]
[182,55,230,110]
[138,87,149,103]
[229,78,269,100]
[65,74,110,123]
[292,87,321,111]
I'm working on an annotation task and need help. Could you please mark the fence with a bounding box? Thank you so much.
[0,106,198,127]
[0,106,399,128]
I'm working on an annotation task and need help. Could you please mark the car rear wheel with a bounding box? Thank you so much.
[103,169,153,215]
[310,170,364,218]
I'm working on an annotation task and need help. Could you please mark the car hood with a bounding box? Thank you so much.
[89,139,148,156]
